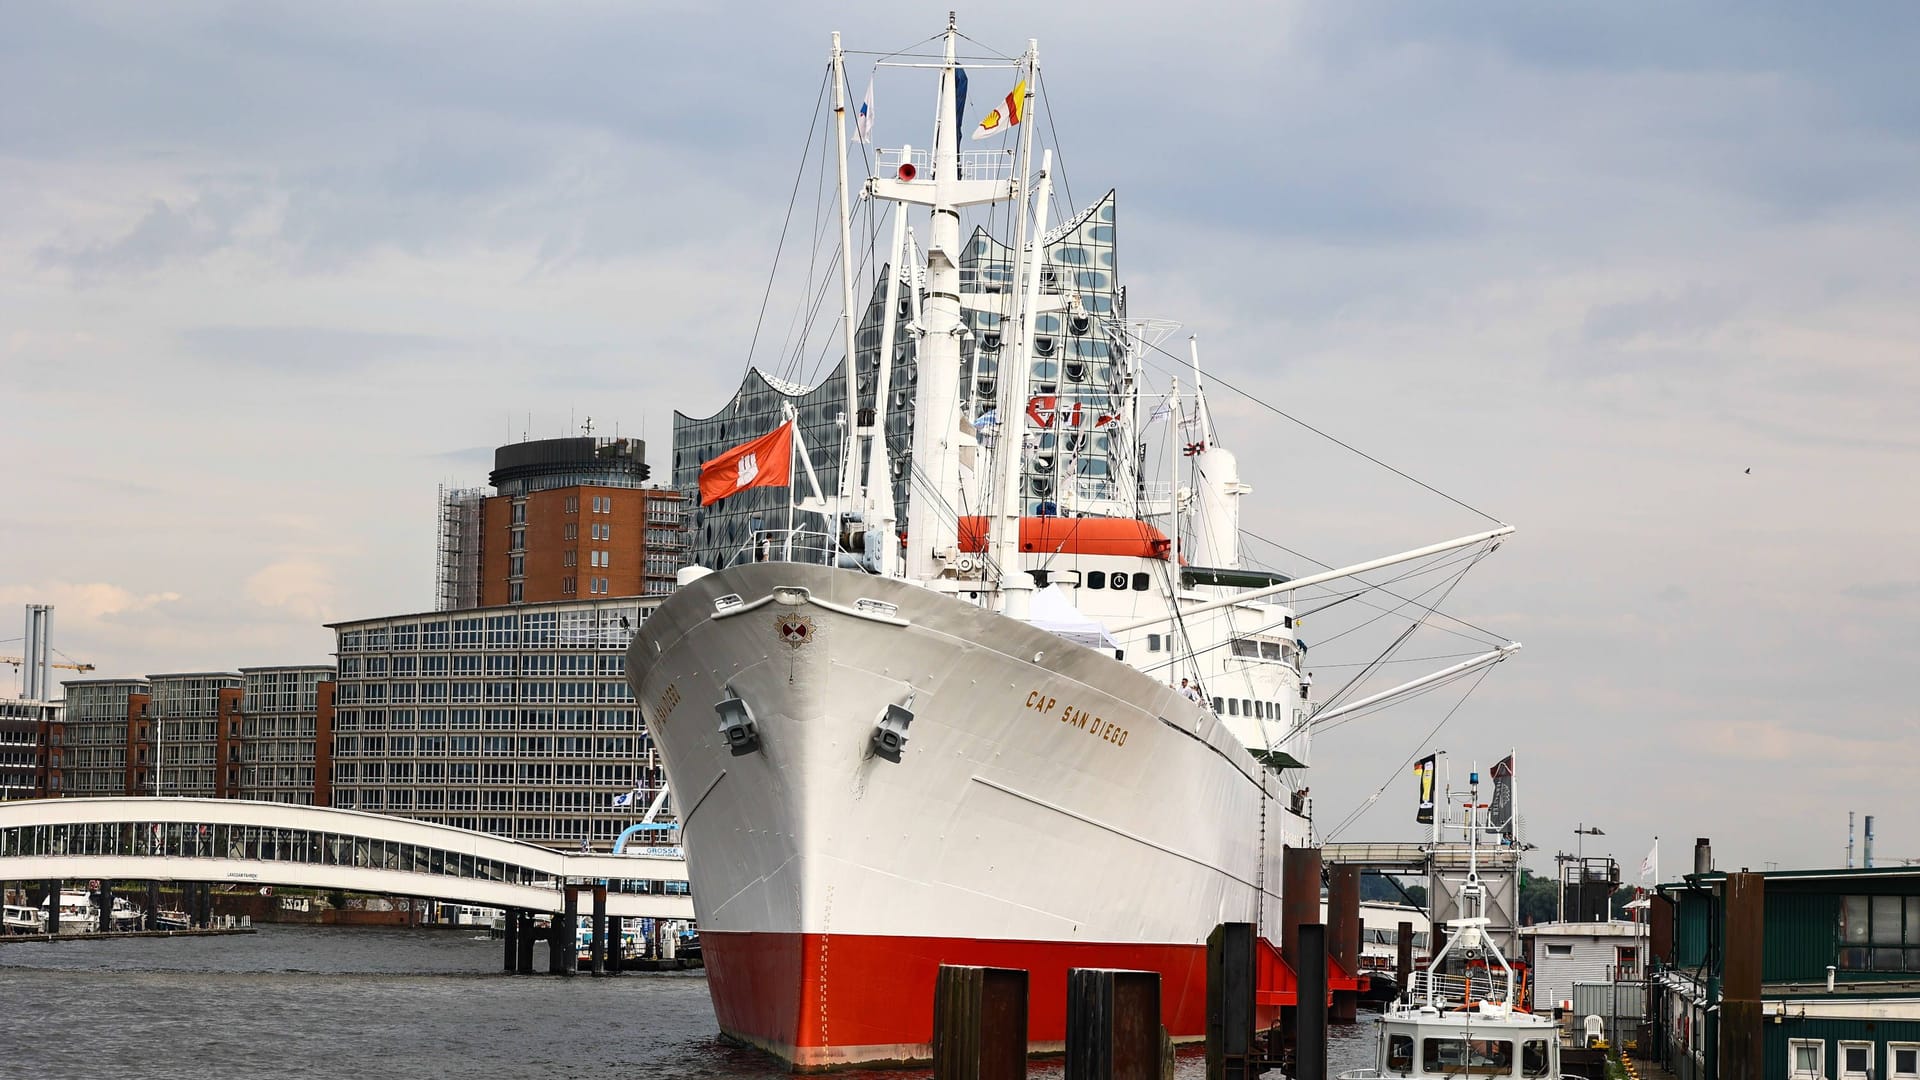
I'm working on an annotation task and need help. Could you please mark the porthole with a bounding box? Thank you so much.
[1132,573,1150,591]
[1087,571,1107,589]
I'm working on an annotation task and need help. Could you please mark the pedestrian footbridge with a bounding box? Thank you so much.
[0,797,692,919]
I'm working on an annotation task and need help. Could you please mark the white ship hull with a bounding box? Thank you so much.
[629,561,1305,1068]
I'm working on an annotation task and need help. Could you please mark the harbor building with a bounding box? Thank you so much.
[57,670,334,804]
[1520,919,1647,1022]
[0,697,56,798]
[435,436,688,610]
[326,596,661,849]
[59,676,149,797]
[146,672,245,798]
[237,666,335,804]
[1650,857,1920,1080]
[673,193,1127,571]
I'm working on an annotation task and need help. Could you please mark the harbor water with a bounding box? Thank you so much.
[0,926,1375,1077]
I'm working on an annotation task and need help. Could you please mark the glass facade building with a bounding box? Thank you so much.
[239,666,333,804]
[148,672,244,798]
[327,597,662,849]
[60,677,149,797]
[673,191,1129,570]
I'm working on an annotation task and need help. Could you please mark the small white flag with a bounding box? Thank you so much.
[854,78,874,144]
[612,789,638,808]
[1639,837,1659,883]
[1146,396,1173,424]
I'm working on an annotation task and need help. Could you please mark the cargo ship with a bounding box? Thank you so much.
[627,17,1518,1069]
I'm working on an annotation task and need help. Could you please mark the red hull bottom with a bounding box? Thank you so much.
[703,930,1220,1070]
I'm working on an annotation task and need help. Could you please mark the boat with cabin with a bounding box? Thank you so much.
[1341,768,1564,1079]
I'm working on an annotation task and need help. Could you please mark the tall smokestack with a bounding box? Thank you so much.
[1694,837,1712,876]
[1866,816,1876,869]
[22,604,53,701]
[1850,811,1857,869]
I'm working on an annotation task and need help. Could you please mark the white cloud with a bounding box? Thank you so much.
[0,581,182,622]
[244,561,338,624]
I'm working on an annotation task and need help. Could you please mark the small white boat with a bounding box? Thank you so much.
[1341,770,1566,1080]
[4,903,46,934]
[37,891,148,933]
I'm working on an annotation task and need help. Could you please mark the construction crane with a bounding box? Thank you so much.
[1,655,95,674]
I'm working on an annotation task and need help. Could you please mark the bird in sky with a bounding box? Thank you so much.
[1744,467,1752,474]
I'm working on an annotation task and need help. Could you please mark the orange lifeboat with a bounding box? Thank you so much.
[956,516,1172,560]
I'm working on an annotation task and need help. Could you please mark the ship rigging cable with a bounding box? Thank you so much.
[1241,526,1511,648]
[1135,334,1503,525]
[1322,665,1496,842]
[742,67,831,384]
[1311,543,1491,720]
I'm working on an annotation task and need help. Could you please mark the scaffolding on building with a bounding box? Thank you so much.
[435,485,486,612]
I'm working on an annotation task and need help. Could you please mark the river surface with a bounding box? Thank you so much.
[0,926,1376,1078]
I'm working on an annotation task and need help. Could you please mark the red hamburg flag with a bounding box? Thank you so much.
[698,421,795,505]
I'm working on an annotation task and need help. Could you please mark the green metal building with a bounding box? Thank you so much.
[1652,865,1920,1080]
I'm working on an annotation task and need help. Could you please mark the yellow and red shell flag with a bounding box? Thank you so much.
[698,421,795,505]
[970,79,1026,140]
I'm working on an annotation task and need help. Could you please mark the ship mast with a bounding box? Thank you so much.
[869,15,1018,583]
[831,33,864,534]
[990,146,1053,618]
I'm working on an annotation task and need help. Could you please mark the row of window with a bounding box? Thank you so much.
[1840,894,1920,970]
[331,707,639,731]
[1085,570,1153,592]
[332,762,636,784]
[1216,698,1293,724]
[339,613,643,651]
[335,682,634,705]
[1790,1038,1920,1080]
[332,735,638,757]
[1385,1035,1552,1078]
[343,654,627,677]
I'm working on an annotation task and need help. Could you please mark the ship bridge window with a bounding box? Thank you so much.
[1232,639,1260,659]
[1086,571,1106,589]
[1387,1035,1414,1072]
[1522,1040,1551,1078]
[1261,641,1285,660]
[1423,1038,1512,1076]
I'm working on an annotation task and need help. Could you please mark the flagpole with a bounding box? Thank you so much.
[785,407,798,561]
[1168,377,1181,607]
[1510,745,1518,845]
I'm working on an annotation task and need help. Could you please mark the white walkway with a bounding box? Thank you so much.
[0,797,692,919]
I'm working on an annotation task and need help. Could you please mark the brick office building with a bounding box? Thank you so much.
[435,436,687,610]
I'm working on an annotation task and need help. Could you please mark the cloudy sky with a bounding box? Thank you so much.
[3,2,1915,874]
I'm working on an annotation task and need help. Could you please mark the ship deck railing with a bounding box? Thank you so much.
[1407,970,1512,1009]
[724,529,840,569]
[876,146,1015,183]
